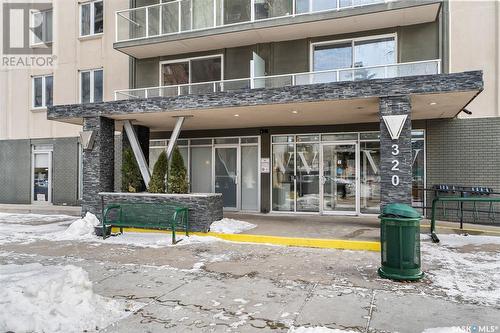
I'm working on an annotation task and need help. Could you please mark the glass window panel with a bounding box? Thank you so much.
[255,0,292,20]
[45,76,53,107]
[190,139,212,146]
[272,144,295,211]
[295,0,309,13]
[412,130,425,139]
[296,143,320,212]
[297,135,319,142]
[192,0,214,29]
[161,1,179,34]
[241,146,259,211]
[321,133,358,141]
[178,147,189,173]
[81,72,91,104]
[241,137,258,144]
[45,10,53,42]
[360,132,380,140]
[272,136,294,143]
[313,42,352,71]
[33,77,43,107]
[81,3,91,36]
[148,6,160,36]
[180,0,192,31]
[215,138,238,145]
[215,147,238,208]
[354,37,395,68]
[149,147,164,173]
[150,140,167,147]
[412,138,425,209]
[191,57,222,83]
[33,153,50,202]
[177,139,189,146]
[94,1,103,34]
[191,147,212,193]
[313,0,337,11]
[360,141,380,214]
[32,12,43,44]
[93,70,103,102]
[161,62,189,86]
[224,0,251,24]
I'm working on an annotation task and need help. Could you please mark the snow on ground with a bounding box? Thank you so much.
[421,327,469,333]
[288,327,357,333]
[0,263,142,333]
[0,212,76,224]
[209,218,257,234]
[422,234,500,306]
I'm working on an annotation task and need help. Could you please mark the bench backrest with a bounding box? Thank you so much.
[106,203,185,228]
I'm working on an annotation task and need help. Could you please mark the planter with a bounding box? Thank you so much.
[94,225,112,237]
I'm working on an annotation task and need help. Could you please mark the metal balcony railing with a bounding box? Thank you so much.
[114,59,441,100]
[116,0,387,43]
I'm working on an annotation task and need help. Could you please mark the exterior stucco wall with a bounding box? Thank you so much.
[0,0,130,141]
[449,0,500,118]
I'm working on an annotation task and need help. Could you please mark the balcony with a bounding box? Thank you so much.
[115,59,441,100]
[114,0,442,58]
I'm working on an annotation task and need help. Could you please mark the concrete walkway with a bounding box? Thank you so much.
[0,204,81,216]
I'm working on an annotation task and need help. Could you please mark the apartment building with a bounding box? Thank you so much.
[0,0,129,205]
[2,0,499,218]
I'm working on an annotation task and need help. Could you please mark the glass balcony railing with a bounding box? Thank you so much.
[116,0,387,42]
[114,59,441,100]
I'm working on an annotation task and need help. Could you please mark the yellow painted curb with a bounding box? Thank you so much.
[110,227,380,252]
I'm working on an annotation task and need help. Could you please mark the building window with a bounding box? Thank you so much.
[80,1,103,37]
[31,9,53,45]
[312,35,396,72]
[80,69,103,103]
[160,55,222,87]
[32,75,53,109]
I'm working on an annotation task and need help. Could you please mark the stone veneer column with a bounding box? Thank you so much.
[379,96,413,209]
[82,117,115,217]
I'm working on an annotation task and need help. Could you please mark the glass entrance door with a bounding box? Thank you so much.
[321,143,358,214]
[32,151,52,204]
[214,147,238,209]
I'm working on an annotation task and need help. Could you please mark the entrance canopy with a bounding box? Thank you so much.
[48,71,483,131]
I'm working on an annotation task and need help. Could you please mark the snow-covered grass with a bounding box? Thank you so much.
[422,234,500,306]
[209,218,257,234]
[0,263,142,333]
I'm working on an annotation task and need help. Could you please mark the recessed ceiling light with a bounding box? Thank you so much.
[430,102,437,106]
[234,114,240,117]
[291,110,298,114]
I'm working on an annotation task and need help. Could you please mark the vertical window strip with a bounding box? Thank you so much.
[80,1,103,37]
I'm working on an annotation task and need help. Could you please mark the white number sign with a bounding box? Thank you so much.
[391,144,400,186]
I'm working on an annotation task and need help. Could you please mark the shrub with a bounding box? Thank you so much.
[121,147,142,193]
[168,147,189,194]
[148,151,168,193]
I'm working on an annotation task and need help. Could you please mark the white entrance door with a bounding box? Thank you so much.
[32,150,52,204]
[320,142,359,215]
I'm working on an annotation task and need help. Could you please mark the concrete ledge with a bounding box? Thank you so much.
[100,192,223,232]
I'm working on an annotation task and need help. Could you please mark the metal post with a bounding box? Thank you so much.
[166,116,186,160]
[123,120,151,186]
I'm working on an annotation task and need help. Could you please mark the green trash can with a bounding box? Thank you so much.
[378,203,424,281]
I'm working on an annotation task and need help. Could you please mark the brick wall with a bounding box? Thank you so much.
[426,117,500,222]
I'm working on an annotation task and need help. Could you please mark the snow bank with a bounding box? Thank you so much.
[422,327,469,333]
[0,263,141,333]
[210,218,256,234]
[54,212,100,240]
[288,327,357,333]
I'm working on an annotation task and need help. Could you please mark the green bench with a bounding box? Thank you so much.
[102,203,189,244]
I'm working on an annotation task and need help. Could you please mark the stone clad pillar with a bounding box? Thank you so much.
[379,96,413,209]
[82,117,115,217]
